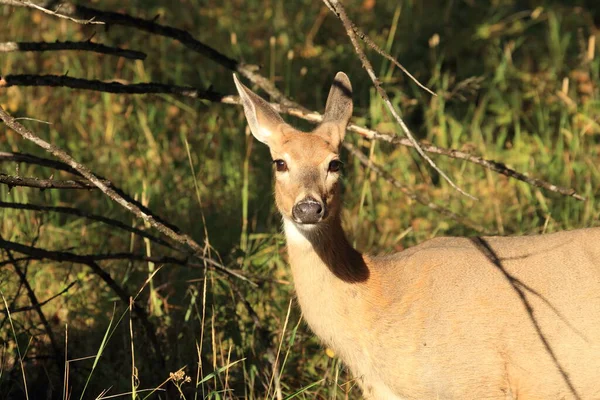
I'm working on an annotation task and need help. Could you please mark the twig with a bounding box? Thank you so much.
[2,245,63,372]
[1,77,584,201]
[0,0,305,110]
[2,0,104,24]
[345,18,436,96]
[323,0,475,200]
[0,201,175,250]
[0,233,249,282]
[0,75,222,100]
[0,281,77,314]
[0,173,107,190]
[0,106,208,258]
[344,143,492,234]
[0,151,80,175]
[0,40,146,60]
[0,152,192,230]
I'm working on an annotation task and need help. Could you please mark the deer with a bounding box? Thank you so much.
[233,71,600,400]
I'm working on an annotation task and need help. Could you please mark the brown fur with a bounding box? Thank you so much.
[234,72,600,399]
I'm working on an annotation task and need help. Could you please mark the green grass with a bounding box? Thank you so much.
[1,0,599,398]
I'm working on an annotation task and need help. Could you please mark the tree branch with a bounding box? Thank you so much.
[323,0,475,200]
[0,40,146,60]
[2,246,63,372]
[2,0,104,24]
[0,75,222,100]
[0,106,210,260]
[1,281,76,315]
[0,201,175,250]
[344,143,492,234]
[0,173,107,190]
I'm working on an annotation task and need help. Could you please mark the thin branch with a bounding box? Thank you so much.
[0,0,305,110]
[0,106,208,259]
[347,19,436,96]
[344,143,492,234]
[323,0,475,200]
[0,281,77,314]
[0,151,81,175]
[2,0,104,24]
[0,40,146,60]
[2,246,63,373]
[0,173,107,190]
[0,201,175,250]
[0,152,192,231]
[0,237,254,289]
[0,75,222,100]
[1,77,584,201]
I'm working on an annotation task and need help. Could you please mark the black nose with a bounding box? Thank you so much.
[292,198,324,224]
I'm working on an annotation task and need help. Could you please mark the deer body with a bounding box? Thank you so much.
[234,72,600,399]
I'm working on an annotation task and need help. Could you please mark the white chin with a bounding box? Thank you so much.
[283,218,319,243]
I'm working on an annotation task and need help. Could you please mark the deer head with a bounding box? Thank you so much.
[234,72,353,230]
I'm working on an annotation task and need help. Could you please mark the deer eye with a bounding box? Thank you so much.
[328,160,343,173]
[273,159,288,172]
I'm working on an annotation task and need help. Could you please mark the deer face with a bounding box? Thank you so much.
[234,72,353,228]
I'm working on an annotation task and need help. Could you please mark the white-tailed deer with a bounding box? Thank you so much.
[233,72,600,399]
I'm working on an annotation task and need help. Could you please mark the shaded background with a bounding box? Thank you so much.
[1,0,599,398]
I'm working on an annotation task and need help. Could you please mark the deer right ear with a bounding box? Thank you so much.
[233,74,285,146]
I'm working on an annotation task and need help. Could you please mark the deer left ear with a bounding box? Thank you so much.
[233,74,287,147]
[320,72,353,146]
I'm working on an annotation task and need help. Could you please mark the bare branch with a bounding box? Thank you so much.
[0,105,209,259]
[0,235,254,286]
[1,76,584,201]
[0,0,305,110]
[323,0,475,200]
[0,75,222,100]
[1,0,104,24]
[2,246,63,372]
[345,18,436,96]
[344,143,492,234]
[0,151,81,175]
[0,201,175,250]
[0,173,107,190]
[1,281,76,314]
[0,41,146,60]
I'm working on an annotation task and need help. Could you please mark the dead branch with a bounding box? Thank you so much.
[1,75,584,201]
[0,281,77,314]
[0,75,222,100]
[346,18,435,96]
[0,151,81,175]
[0,0,305,111]
[1,0,104,24]
[0,173,106,190]
[0,152,191,231]
[323,0,475,200]
[2,246,63,372]
[0,201,175,250]
[0,106,209,260]
[0,2,585,201]
[0,40,146,60]
[344,143,493,234]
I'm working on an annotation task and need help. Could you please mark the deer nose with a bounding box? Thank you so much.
[292,198,325,224]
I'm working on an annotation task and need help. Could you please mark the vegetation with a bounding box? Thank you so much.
[1,0,599,398]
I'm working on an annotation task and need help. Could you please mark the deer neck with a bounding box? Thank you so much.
[283,216,368,283]
[283,216,370,347]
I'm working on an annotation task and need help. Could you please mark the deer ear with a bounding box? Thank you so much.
[233,74,285,146]
[320,72,353,145]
